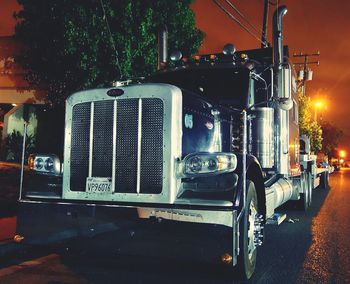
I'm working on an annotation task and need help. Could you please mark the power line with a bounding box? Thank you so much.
[99,0,123,79]
[213,0,265,46]
[224,0,261,35]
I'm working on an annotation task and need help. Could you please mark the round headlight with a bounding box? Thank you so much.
[188,156,203,172]
[34,158,44,170]
[207,158,217,171]
[44,157,54,171]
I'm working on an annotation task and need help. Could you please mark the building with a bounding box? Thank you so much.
[0,1,45,161]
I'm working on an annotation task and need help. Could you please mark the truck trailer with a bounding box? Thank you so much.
[17,5,326,280]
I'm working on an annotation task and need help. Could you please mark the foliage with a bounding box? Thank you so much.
[14,0,204,105]
[4,130,36,163]
[320,121,343,159]
[298,91,322,153]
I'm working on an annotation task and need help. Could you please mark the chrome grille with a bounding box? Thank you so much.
[70,98,164,194]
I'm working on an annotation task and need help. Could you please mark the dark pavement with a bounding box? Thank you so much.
[297,169,350,283]
[0,169,350,283]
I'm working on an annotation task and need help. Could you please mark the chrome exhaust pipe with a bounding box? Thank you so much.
[273,6,288,68]
[158,25,168,70]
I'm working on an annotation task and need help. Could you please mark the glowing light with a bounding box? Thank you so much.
[314,101,323,108]
[339,150,346,158]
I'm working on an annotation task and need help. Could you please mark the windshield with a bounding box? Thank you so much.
[149,67,250,108]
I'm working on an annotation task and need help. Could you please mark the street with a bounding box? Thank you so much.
[0,169,350,283]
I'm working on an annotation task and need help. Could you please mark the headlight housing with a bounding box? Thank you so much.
[179,152,237,177]
[28,154,61,176]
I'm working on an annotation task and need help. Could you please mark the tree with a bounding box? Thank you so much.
[298,90,322,153]
[14,0,204,105]
[4,130,36,162]
[320,121,343,159]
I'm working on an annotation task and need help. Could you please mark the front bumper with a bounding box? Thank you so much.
[16,200,238,265]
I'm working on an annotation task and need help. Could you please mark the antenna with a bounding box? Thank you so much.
[99,0,123,79]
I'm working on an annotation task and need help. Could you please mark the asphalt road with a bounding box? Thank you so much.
[1,169,350,283]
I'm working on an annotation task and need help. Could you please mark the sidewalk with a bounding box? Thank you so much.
[0,239,26,258]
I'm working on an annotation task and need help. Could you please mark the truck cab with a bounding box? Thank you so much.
[17,5,318,280]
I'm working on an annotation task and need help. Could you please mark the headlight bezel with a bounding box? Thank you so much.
[179,152,237,178]
[28,154,62,176]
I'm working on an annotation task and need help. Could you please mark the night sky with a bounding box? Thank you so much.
[1,0,350,154]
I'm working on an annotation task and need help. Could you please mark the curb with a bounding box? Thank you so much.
[0,240,26,258]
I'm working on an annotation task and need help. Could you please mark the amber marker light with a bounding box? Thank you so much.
[221,253,233,264]
[13,234,24,243]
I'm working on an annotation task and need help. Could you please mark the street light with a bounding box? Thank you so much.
[339,150,346,159]
[314,99,327,121]
[339,150,346,167]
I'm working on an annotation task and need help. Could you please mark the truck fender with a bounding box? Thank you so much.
[234,154,266,220]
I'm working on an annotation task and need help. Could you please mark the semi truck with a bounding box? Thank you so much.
[17,5,326,280]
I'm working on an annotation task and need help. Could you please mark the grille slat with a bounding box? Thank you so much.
[70,103,91,191]
[115,99,139,193]
[140,99,163,194]
[70,98,164,195]
[92,101,114,177]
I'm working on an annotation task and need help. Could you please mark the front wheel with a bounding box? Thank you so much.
[235,180,261,280]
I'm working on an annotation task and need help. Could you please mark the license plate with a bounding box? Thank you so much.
[86,177,113,193]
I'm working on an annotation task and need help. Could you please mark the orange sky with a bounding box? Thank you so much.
[0,0,20,36]
[1,0,350,155]
[193,0,350,155]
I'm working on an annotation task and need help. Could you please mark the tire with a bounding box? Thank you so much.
[307,172,313,206]
[300,172,310,211]
[320,171,329,189]
[235,180,259,280]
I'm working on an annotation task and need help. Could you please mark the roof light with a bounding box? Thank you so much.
[223,43,236,55]
[170,50,182,62]
[241,53,249,60]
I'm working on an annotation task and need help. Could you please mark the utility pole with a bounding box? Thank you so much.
[293,51,320,96]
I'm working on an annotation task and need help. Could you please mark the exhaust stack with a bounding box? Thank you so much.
[158,25,168,70]
[272,6,291,176]
[273,6,288,68]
